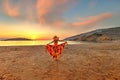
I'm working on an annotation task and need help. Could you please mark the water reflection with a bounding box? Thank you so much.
[0,40,84,46]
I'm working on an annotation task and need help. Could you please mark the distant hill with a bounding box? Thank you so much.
[65,27,120,42]
[3,38,32,41]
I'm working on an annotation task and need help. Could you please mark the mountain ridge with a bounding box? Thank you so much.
[65,27,120,42]
[2,38,32,41]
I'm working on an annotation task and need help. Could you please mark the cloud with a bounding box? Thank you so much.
[3,0,21,17]
[72,12,114,27]
[36,0,76,25]
[2,0,114,29]
[36,0,54,24]
[26,0,35,21]
[3,0,76,26]
[52,20,65,27]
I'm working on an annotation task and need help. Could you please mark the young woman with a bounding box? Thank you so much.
[46,36,67,60]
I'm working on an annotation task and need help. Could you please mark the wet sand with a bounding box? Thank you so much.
[0,41,120,80]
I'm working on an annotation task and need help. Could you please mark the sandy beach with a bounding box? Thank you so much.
[0,41,120,80]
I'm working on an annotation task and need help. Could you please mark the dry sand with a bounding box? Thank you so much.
[0,41,120,80]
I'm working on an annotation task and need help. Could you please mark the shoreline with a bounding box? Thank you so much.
[0,41,120,80]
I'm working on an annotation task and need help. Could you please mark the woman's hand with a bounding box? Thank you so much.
[65,41,68,45]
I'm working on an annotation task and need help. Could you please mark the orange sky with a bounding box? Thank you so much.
[0,0,120,40]
[0,22,70,40]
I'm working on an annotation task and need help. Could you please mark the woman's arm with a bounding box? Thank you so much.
[58,40,66,42]
[59,40,68,45]
[47,41,54,45]
[59,40,67,43]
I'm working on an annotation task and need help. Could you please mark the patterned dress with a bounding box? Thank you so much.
[46,42,67,59]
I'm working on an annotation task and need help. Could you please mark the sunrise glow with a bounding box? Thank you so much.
[0,0,120,40]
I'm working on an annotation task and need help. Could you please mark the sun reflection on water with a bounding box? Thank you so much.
[0,41,83,46]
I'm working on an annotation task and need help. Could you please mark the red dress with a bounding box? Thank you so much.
[46,42,67,59]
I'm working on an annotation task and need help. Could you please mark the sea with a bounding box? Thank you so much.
[0,40,86,46]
